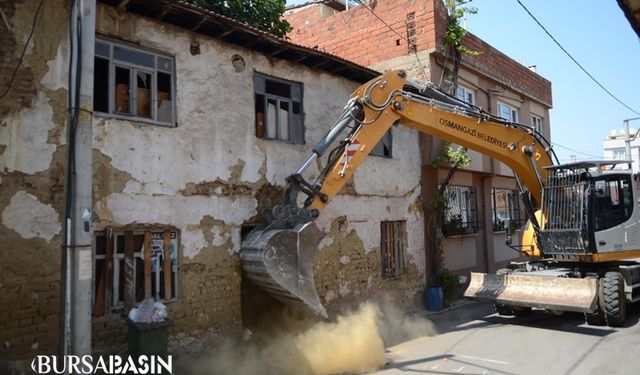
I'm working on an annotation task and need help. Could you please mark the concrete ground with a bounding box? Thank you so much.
[372,302,640,375]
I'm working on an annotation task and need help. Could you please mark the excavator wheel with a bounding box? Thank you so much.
[603,272,626,327]
[584,277,605,326]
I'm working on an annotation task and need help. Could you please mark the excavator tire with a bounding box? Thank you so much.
[584,277,605,326]
[603,272,626,327]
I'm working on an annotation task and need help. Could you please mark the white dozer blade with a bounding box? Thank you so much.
[464,272,598,313]
[240,222,328,318]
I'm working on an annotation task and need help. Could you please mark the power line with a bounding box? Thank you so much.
[552,142,602,159]
[515,0,640,116]
[0,0,44,102]
[353,0,428,81]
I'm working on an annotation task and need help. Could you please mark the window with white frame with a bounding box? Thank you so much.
[531,115,543,134]
[94,39,175,125]
[497,102,518,123]
[455,85,475,105]
[491,188,523,232]
[93,228,179,315]
[254,72,304,144]
[613,149,626,160]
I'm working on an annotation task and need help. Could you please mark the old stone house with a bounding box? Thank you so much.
[285,0,554,278]
[0,0,427,363]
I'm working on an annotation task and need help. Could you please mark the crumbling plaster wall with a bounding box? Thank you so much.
[0,0,70,362]
[93,4,424,353]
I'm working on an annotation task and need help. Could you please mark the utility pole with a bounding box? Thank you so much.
[62,0,95,359]
[623,117,640,171]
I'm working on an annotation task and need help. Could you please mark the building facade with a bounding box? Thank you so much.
[1,0,427,365]
[285,0,554,278]
[603,128,639,172]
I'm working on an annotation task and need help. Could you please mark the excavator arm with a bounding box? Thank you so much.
[240,71,568,317]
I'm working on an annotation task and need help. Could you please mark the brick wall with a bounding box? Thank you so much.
[286,0,552,105]
[286,0,439,67]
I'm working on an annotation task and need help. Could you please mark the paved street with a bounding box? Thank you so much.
[372,302,640,375]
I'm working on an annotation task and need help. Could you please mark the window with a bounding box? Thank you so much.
[94,39,175,125]
[254,73,304,144]
[497,102,518,122]
[371,129,393,157]
[455,86,475,105]
[93,228,179,315]
[442,185,478,236]
[406,12,417,52]
[531,115,543,134]
[491,188,523,232]
[613,149,626,160]
[381,221,406,279]
[593,177,633,231]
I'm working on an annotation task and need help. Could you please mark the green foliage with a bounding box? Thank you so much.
[430,141,471,170]
[440,269,459,306]
[190,0,292,37]
[444,0,479,57]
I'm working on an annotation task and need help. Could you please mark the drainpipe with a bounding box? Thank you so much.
[62,0,95,359]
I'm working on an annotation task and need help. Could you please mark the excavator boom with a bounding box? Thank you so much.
[240,70,597,316]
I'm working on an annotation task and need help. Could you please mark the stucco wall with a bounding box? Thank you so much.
[92,3,424,353]
[0,0,69,363]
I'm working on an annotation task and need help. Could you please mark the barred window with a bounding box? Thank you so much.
[491,188,523,232]
[442,185,478,237]
[93,228,179,316]
[381,220,406,279]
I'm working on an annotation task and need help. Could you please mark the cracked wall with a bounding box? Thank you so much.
[0,0,70,363]
[93,2,425,352]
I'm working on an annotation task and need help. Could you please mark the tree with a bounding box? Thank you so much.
[190,0,292,38]
[425,1,477,288]
[443,0,479,95]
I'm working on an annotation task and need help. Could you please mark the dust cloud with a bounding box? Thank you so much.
[177,299,437,375]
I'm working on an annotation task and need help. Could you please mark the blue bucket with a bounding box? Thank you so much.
[425,286,443,311]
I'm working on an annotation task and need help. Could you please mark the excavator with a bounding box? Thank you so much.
[240,70,640,327]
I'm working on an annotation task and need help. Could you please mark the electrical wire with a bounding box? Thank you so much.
[0,0,44,101]
[353,0,429,81]
[515,0,640,116]
[551,142,602,160]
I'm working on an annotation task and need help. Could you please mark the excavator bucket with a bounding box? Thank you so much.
[464,272,598,313]
[240,222,328,318]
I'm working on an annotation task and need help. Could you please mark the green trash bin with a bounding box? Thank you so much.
[126,318,173,358]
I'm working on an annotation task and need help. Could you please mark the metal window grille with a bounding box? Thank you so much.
[539,170,589,254]
[491,188,523,232]
[406,12,417,52]
[93,228,179,316]
[381,221,406,279]
[254,73,304,144]
[442,185,478,237]
[94,39,176,125]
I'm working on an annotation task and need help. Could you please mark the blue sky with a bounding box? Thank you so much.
[286,0,640,162]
